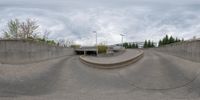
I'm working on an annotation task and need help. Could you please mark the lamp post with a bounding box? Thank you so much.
[93,31,97,46]
[93,31,98,56]
[120,34,125,48]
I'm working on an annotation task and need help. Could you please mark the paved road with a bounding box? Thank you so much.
[0,49,200,100]
[81,49,141,64]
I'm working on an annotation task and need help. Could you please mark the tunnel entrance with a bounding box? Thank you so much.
[75,49,98,56]
[86,51,97,56]
[75,51,85,55]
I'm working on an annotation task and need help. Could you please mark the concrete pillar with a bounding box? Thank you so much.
[84,50,86,56]
[96,49,98,56]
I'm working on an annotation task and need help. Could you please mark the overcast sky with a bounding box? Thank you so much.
[0,0,200,45]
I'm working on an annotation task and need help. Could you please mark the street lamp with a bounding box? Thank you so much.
[120,33,125,47]
[93,31,98,56]
[93,31,97,46]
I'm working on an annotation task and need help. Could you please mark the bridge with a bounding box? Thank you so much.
[74,46,98,55]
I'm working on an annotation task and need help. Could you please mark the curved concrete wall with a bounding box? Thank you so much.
[156,40,200,62]
[0,40,74,64]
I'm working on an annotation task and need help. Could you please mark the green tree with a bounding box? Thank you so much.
[128,43,132,48]
[132,43,135,48]
[162,35,169,45]
[143,40,155,48]
[135,44,139,48]
[3,19,20,39]
[151,42,155,47]
[169,36,175,44]
[123,42,129,48]
[158,40,162,46]
[98,44,108,54]
[147,40,151,47]
[3,18,39,39]
[158,35,183,47]
[143,40,148,48]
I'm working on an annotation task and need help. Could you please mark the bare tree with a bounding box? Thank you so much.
[58,39,65,47]
[20,19,39,39]
[43,29,51,40]
[65,39,74,47]
[57,39,74,47]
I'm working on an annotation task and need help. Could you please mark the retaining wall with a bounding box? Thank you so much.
[79,50,144,69]
[156,40,200,62]
[0,40,74,64]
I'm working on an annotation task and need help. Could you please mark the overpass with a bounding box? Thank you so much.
[74,46,98,55]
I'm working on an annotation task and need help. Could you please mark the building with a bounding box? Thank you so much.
[115,42,157,48]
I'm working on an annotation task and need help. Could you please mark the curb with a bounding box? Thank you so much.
[79,50,144,69]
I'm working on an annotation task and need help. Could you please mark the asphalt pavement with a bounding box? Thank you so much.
[0,49,200,100]
[80,49,141,64]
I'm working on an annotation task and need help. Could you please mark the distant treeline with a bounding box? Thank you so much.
[122,35,184,49]
[123,42,139,48]
[143,40,155,48]
[144,35,183,48]
[158,35,184,46]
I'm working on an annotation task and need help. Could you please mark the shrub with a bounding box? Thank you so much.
[71,45,81,49]
[97,44,108,54]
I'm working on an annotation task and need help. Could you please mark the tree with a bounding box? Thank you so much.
[3,19,20,39]
[46,40,56,45]
[3,18,39,39]
[58,39,66,47]
[43,30,51,40]
[123,42,129,48]
[143,40,148,48]
[143,40,155,48]
[169,36,175,44]
[57,39,75,47]
[162,35,169,45]
[147,40,151,47]
[122,42,139,49]
[158,35,183,47]
[135,44,139,48]
[132,43,135,48]
[158,40,162,46]
[65,39,74,47]
[20,19,39,39]
[98,44,108,54]
[128,43,132,48]
[151,42,155,47]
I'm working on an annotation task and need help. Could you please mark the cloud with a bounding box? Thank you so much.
[0,0,200,45]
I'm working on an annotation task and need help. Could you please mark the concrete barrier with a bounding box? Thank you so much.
[156,40,200,62]
[0,40,74,64]
[79,50,144,69]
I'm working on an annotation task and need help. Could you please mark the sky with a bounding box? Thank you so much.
[0,0,200,45]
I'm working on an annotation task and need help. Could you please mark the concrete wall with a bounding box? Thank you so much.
[0,40,74,64]
[156,40,200,62]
